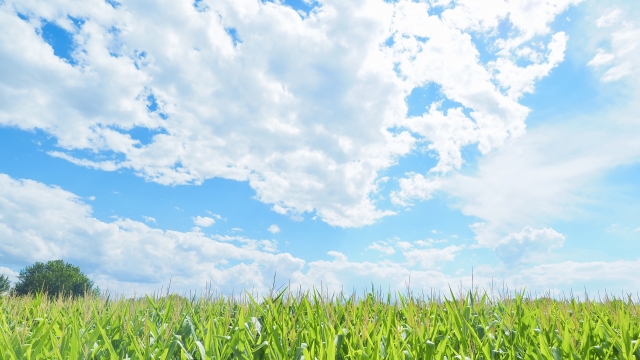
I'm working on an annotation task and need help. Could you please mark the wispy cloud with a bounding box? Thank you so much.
[367,242,396,256]
[495,227,565,264]
[142,216,156,224]
[588,8,640,82]
[206,211,224,220]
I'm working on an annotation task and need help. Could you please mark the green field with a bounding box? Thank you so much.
[1,288,639,359]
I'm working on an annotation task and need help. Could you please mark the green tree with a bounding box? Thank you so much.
[0,274,10,295]
[13,260,96,298]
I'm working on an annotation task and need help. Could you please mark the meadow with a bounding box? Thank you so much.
[1,288,639,359]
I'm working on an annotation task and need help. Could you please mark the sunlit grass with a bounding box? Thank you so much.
[1,287,639,359]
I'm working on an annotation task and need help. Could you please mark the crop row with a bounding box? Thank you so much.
[1,289,639,359]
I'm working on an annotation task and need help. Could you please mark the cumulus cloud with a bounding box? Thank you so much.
[0,172,638,295]
[0,0,577,227]
[0,173,305,294]
[391,1,531,158]
[392,173,441,206]
[495,226,565,264]
[267,224,280,234]
[489,32,568,99]
[442,0,581,46]
[193,216,215,227]
[389,0,576,206]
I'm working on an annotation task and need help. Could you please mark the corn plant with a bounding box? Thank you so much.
[0,288,638,359]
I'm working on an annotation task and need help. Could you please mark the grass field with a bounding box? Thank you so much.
[1,288,639,359]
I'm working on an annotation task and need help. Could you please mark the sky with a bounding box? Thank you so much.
[0,0,639,297]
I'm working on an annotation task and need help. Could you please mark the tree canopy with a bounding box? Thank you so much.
[13,260,96,298]
[0,274,10,295]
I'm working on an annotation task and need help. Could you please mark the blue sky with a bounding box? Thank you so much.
[1,0,639,296]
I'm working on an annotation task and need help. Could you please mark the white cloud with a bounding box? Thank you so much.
[595,8,622,28]
[298,252,640,295]
[267,224,280,234]
[443,110,640,246]
[0,172,449,295]
[193,216,215,227]
[0,267,18,283]
[391,173,441,206]
[0,173,304,295]
[587,49,615,67]
[588,7,640,82]
[436,2,640,248]
[389,0,577,206]
[367,241,395,255]
[495,226,565,264]
[439,5,640,245]
[489,32,568,99]
[443,0,581,47]
[206,211,223,220]
[259,240,278,253]
[503,258,640,291]
[391,2,531,158]
[142,215,156,224]
[214,234,278,253]
[0,172,638,294]
[402,245,463,269]
[414,238,446,247]
[305,252,452,293]
[0,0,576,227]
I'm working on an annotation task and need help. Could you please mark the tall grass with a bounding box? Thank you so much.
[0,287,639,359]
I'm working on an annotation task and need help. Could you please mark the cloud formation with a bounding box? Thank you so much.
[0,0,577,227]
[495,226,565,264]
[267,224,280,234]
[0,173,305,294]
[142,215,157,224]
[0,173,638,295]
[367,241,396,255]
[193,216,216,227]
[439,4,640,246]
[588,7,640,82]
